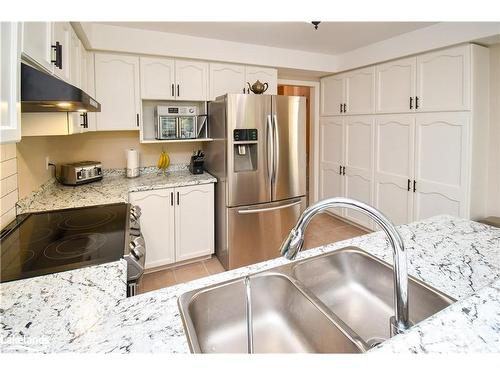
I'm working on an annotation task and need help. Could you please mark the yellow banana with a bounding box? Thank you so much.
[163,152,170,169]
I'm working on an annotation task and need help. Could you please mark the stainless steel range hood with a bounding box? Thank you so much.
[21,63,101,113]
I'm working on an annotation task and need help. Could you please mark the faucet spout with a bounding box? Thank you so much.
[279,197,411,335]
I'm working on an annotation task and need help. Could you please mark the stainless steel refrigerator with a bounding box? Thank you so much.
[206,94,307,270]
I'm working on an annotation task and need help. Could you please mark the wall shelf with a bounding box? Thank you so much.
[140,138,213,144]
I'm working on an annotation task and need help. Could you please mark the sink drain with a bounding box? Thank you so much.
[367,338,385,348]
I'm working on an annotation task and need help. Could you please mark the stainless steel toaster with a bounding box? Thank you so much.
[59,161,103,185]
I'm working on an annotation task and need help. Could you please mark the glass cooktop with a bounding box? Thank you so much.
[0,203,129,283]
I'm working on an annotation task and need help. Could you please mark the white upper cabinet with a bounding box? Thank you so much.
[21,22,53,73]
[344,67,375,114]
[209,63,246,99]
[69,27,82,88]
[175,59,209,101]
[94,53,141,131]
[374,115,415,225]
[51,22,71,82]
[1,22,21,144]
[175,184,214,262]
[416,45,470,111]
[413,112,469,220]
[321,75,345,116]
[140,56,175,100]
[376,57,416,113]
[245,66,278,95]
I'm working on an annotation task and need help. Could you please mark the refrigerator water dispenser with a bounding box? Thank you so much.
[233,129,258,172]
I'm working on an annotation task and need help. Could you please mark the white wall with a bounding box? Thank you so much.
[487,43,500,217]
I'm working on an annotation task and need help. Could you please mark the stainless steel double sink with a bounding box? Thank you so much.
[178,247,455,353]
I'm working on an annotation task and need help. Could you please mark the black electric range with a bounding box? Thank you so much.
[0,203,145,294]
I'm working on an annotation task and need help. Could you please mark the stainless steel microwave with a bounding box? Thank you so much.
[155,105,198,140]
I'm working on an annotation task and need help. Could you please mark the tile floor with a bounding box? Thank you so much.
[138,213,368,294]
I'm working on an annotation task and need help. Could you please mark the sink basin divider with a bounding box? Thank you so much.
[244,276,254,354]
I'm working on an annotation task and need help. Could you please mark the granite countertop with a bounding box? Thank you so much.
[1,215,499,353]
[16,165,217,214]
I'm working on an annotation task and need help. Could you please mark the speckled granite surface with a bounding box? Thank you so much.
[16,165,217,214]
[1,215,499,353]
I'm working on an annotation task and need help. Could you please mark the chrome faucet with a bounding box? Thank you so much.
[279,197,411,336]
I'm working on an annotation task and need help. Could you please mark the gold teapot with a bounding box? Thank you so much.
[247,80,269,94]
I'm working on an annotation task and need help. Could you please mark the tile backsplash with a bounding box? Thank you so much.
[0,143,18,229]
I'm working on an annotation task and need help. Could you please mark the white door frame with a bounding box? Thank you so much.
[277,79,321,204]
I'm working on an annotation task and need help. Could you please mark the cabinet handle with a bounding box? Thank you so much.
[242,87,245,94]
[342,166,346,175]
[170,192,174,206]
[343,103,347,113]
[171,84,174,97]
[80,113,88,128]
[177,84,180,97]
[413,180,417,192]
[339,165,342,174]
[177,191,180,205]
[136,114,140,127]
[51,42,63,69]
[407,179,411,191]
[415,96,419,109]
[409,97,413,109]
[340,103,343,113]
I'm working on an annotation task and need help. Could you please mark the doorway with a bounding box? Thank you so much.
[278,84,311,204]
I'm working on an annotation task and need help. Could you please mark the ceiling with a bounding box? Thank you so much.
[97,22,437,55]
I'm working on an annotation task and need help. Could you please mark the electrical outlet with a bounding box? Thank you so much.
[45,156,50,170]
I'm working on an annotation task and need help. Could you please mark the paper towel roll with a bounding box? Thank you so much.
[126,148,140,178]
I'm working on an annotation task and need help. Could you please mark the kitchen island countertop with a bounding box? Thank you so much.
[1,215,500,353]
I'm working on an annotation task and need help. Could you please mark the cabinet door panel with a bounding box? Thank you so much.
[52,22,71,82]
[321,75,344,116]
[175,184,214,262]
[95,53,141,131]
[175,59,209,101]
[376,57,416,113]
[414,112,469,220]
[374,115,415,225]
[345,67,375,114]
[245,66,277,95]
[209,63,246,100]
[344,116,373,228]
[140,57,175,100]
[129,189,175,269]
[416,45,470,111]
[21,22,53,72]
[319,117,344,216]
[69,27,81,88]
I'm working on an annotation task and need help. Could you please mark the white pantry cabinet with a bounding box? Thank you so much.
[343,116,374,228]
[209,63,246,99]
[320,75,345,116]
[21,22,53,73]
[245,66,278,95]
[129,183,214,269]
[175,59,209,101]
[140,56,175,100]
[413,112,470,220]
[1,22,22,144]
[344,67,375,115]
[374,115,415,225]
[416,45,471,112]
[94,52,141,131]
[129,188,176,269]
[376,57,416,113]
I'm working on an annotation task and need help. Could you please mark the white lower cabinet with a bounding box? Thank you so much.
[129,183,214,270]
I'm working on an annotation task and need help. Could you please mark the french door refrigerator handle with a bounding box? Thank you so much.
[266,115,274,182]
[237,199,302,214]
[272,114,280,184]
